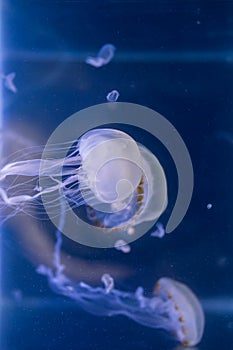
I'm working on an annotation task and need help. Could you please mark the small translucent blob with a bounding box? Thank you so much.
[207,203,212,209]
[216,256,228,268]
[101,273,114,294]
[85,44,116,68]
[150,222,165,238]
[11,289,23,303]
[114,239,131,253]
[0,72,17,93]
[127,226,135,235]
[37,229,205,347]
[106,90,119,102]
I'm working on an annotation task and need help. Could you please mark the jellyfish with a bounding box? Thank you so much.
[0,128,167,241]
[0,127,204,346]
[151,222,165,238]
[101,273,114,293]
[85,44,116,67]
[76,128,167,235]
[106,89,119,102]
[114,239,131,253]
[37,227,205,347]
[0,72,17,93]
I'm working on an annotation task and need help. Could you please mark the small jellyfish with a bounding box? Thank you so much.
[38,229,205,347]
[206,203,212,210]
[4,72,17,93]
[101,273,114,293]
[154,278,205,346]
[85,44,116,68]
[150,222,165,238]
[114,239,131,253]
[106,90,119,102]
[0,72,17,93]
[35,187,204,346]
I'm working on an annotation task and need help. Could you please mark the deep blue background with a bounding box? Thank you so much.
[1,1,233,349]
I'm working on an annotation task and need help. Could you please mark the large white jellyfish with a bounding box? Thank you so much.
[0,128,167,239]
[0,127,204,345]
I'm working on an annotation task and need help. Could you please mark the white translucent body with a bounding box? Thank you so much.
[78,128,167,228]
[78,129,143,204]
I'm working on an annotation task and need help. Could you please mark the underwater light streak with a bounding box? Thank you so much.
[3,49,233,63]
[1,296,233,314]
[0,0,3,347]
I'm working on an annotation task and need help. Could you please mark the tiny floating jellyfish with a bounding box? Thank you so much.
[101,273,114,294]
[150,222,165,238]
[114,239,131,253]
[0,72,17,93]
[85,44,116,68]
[206,203,212,210]
[106,89,119,102]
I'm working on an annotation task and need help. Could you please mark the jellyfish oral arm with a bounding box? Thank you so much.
[0,157,80,180]
[0,159,42,180]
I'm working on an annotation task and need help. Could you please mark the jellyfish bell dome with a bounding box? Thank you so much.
[77,127,168,233]
[154,278,205,347]
[78,128,143,207]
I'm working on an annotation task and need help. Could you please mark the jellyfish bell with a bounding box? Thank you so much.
[78,128,143,206]
[154,278,205,347]
[77,128,168,235]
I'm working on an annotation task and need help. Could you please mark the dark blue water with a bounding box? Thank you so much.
[2,1,233,349]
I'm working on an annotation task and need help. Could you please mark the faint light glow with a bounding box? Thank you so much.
[0,0,2,130]
[0,0,3,347]
[207,203,212,210]
[4,49,233,63]
[202,298,233,314]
